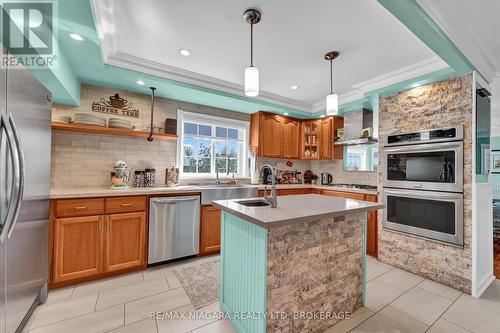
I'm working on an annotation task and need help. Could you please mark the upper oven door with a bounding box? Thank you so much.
[383,141,463,192]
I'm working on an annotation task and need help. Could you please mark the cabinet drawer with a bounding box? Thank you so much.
[56,198,105,218]
[105,196,147,214]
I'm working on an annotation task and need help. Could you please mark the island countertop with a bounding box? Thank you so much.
[212,193,385,228]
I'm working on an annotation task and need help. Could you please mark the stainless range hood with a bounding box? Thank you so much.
[334,108,378,146]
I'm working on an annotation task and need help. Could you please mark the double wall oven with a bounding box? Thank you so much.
[382,127,464,246]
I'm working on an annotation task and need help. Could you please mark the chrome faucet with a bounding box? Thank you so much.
[214,154,230,185]
[260,164,278,208]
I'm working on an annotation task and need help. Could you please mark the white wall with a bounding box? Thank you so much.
[491,78,500,137]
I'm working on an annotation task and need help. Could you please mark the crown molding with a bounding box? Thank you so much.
[92,0,117,63]
[417,0,497,83]
[351,56,448,93]
[106,52,313,113]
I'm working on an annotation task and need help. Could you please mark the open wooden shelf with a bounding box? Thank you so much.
[51,122,177,140]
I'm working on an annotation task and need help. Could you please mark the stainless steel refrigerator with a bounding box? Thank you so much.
[0,48,52,333]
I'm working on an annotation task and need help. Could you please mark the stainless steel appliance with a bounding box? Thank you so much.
[383,127,463,193]
[326,183,377,191]
[382,127,464,246]
[334,108,378,146]
[148,196,200,264]
[321,173,333,185]
[1,51,52,333]
[383,188,463,246]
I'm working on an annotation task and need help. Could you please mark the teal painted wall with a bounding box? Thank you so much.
[220,212,268,333]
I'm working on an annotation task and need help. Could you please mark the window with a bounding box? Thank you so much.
[344,144,378,171]
[177,111,249,178]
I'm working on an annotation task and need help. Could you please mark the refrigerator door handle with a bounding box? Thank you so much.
[6,112,24,239]
[0,112,19,242]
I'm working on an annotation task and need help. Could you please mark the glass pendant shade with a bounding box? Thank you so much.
[326,93,338,115]
[245,66,259,97]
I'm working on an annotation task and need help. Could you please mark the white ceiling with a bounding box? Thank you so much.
[417,0,500,83]
[94,0,447,113]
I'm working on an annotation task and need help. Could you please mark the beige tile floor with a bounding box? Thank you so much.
[23,255,500,333]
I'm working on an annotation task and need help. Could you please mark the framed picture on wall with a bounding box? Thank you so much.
[491,150,500,173]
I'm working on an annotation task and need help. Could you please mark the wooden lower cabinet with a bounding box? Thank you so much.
[50,196,148,287]
[104,212,146,272]
[53,215,103,283]
[199,205,222,256]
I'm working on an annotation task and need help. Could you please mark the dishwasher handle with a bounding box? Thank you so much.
[151,197,199,204]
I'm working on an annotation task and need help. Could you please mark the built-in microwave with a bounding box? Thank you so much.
[382,127,463,193]
[382,188,464,246]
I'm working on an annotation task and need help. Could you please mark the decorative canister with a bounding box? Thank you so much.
[110,160,130,189]
[144,168,156,187]
[134,170,145,187]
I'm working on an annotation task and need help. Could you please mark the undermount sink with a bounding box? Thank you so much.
[237,199,270,207]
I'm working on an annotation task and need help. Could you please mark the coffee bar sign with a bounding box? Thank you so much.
[91,93,140,118]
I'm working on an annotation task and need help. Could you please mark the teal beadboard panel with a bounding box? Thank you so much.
[220,212,268,333]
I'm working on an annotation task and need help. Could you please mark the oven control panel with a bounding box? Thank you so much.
[385,126,462,146]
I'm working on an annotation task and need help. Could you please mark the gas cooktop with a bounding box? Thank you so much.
[326,183,378,191]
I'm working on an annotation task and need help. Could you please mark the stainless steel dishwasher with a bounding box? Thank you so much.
[148,196,200,265]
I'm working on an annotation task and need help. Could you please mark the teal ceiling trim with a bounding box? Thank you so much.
[377,0,480,79]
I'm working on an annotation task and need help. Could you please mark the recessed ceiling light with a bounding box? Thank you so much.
[179,49,190,56]
[290,85,299,90]
[69,33,84,41]
[320,115,325,118]
[136,80,145,86]
[284,112,289,116]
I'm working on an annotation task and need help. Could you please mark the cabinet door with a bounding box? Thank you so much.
[332,116,344,160]
[364,195,378,257]
[278,189,302,196]
[260,114,283,157]
[103,212,146,272]
[319,118,333,159]
[282,118,300,159]
[53,215,103,283]
[301,120,320,159]
[200,205,221,255]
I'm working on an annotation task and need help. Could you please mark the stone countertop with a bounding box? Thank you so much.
[50,186,201,199]
[50,183,378,199]
[212,194,385,228]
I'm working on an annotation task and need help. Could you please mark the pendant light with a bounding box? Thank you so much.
[243,8,262,97]
[324,51,339,115]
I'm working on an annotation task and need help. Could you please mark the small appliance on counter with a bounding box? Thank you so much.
[261,165,274,185]
[304,170,313,184]
[165,166,180,186]
[133,167,156,187]
[110,160,130,189]
[321,173,333,185]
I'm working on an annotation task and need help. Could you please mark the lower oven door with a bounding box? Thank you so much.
[382,188,463,246]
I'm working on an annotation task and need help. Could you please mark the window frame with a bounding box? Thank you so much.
[177,110,250,179]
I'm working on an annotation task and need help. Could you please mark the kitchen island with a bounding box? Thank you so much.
[212,194,384,333]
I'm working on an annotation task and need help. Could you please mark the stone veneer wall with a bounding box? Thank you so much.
[51,84,249,188]
[266,213,364,333]
[378,74,473,294]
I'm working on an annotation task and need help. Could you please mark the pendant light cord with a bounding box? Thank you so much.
[250,22,254,67]
[330,60,333,94]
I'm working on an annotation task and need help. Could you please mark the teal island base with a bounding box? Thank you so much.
[219,211,366,333]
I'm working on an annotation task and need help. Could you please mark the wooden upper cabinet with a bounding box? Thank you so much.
[282,118,300,159]
[53,215,103,282]
[300,120,321,159]
[103,212,146,273]
[260,113,283,157]
[250,111,343,160]
[319,117,333,159]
